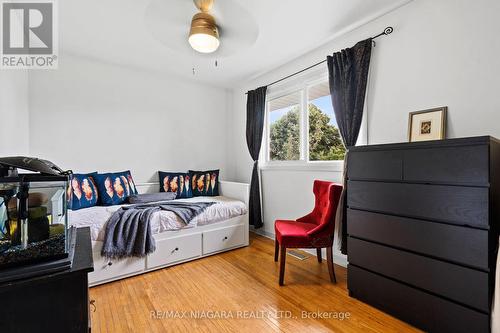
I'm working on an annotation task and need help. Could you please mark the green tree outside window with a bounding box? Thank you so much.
[269,104,345,161]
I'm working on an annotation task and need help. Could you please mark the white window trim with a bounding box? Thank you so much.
[260,70,366,172]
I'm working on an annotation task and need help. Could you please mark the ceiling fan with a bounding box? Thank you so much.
[144,0,258,57]
[188,0,220,53]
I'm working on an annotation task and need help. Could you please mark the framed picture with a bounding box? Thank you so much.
[408,107,447,142]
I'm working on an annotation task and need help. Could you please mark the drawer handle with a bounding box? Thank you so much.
[103,261,113,269]
[90,299,96,313]
[171,247,179,254]
[223,236,228,241]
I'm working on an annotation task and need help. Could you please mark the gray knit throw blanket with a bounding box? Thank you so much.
[101,201,215,259]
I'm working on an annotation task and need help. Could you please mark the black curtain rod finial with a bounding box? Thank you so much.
[371,26,394,39]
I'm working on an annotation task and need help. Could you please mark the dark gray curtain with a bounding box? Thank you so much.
[246,86,267,228]
[327,38,372,254]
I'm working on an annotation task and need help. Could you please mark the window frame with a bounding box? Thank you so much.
[261,71,367,171]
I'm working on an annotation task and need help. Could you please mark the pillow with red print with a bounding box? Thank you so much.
[158,171,192,199]
[67,172,98,210]
[189,169,219,197]
[116,170,138,195]
[93,172,135,206]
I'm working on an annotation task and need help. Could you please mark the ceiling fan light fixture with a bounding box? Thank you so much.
[189,12,220,53]
[189,33,220,54]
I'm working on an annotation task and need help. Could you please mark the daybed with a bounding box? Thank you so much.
[69,180,249,286]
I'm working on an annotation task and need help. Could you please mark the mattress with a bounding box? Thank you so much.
[68,196,247,242]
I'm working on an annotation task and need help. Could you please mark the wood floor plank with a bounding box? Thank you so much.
[90,232,421,333]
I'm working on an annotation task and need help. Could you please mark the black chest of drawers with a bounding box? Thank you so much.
[346,136,500,333]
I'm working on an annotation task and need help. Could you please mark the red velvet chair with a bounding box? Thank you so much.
[274,180,343,286]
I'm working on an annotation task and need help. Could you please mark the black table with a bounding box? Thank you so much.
[0,227,94,333]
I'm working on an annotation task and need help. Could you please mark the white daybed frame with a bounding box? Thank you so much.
[88,180,250,286]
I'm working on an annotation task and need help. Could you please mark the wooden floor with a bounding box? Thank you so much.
[90,232,421,333]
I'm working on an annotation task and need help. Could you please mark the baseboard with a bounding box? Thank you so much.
[250,228,348,268]
[250,227,275,239]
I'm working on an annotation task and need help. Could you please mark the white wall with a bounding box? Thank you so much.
[0,71,29,155]
[3,0,499,266]
[28,55,232,183]
[229,0,500,263]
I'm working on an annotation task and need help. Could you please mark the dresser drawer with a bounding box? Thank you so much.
[203,224,245,255]
[348,150,402,181]
[403,145,489,185]
[348,238,489,312]
[89,248,145,284]
[147,233,202,269]
[347,209,489,269]
[347,181,488,228]
[348,265,489,333]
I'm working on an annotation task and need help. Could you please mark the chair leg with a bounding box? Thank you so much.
[316,248,322,263]
[326,246,336,283]
[279,245,286,286]
[274,238,279,262]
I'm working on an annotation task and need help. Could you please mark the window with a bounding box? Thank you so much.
[264,78,346,166]
[268,91,302,161]
[307,81,345,161]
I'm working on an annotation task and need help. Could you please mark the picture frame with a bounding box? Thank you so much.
[408,107,447,142]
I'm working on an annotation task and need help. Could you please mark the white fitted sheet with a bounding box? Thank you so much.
[69,196,247,242]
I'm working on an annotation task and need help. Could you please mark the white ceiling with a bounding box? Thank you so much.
[60,0,408,88]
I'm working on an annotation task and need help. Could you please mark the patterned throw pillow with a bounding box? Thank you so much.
[189,169,219,197]
[67,173,99,210]
[93,172,135,206]
[116,170,139,196]
[158,171,192,199]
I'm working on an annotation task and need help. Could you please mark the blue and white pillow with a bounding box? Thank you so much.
[93,172,134,206]
[159,171,192,199]
[116,170,138,196]
[189,169,219,197]
[67,173,99,210]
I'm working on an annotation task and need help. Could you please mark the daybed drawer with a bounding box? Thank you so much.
[89,248,145,284]
[348,238,489,312]
[348,265,489,333]
[347,181,488,228]
[147,233,202,269]
[347,209,489,269]
[203,224,245,255]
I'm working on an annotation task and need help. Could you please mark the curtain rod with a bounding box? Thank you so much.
[246,26,393,95]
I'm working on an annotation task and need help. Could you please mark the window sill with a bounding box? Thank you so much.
[259,161,344,172]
